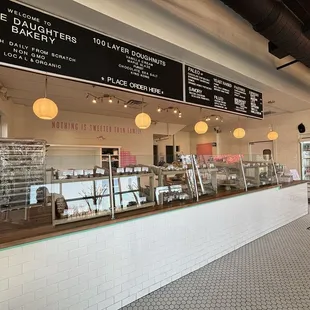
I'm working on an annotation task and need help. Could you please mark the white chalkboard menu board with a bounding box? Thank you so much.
[185,65,263,119]
[0,0,263,119]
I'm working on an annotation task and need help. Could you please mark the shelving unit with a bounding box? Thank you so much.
[101,147,121,168]
[0,139,46,212]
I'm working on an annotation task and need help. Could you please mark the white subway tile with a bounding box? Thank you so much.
[78,254,96,267]
[88,275,105,289]
[69,299,89,310]
[121,294,136,307]
[80,287,98,301]
[58,294,80,310]
[0,247,22,259]
[0,285,22,303]
[0,280,8,292]
[35,264,58,279]
[35,283,58,300]
[97,297,114,310]
[23,259,46,273]
[47,252,69,266]
[58,240,79,253]
[105,285,121,299]
[69,247,87,259]
[0,265,22,281]
[8,292,34,310]
[69,282,88,297]
[98,280,114,294]
[23,278,47,294]
[0,257,8,268]
[59,276,79,291]
[47,289,69,305]
[107,301,121,310]
[136,287,149,299]
[23,297,47,310]
[69,265,88,278]
[87,305,98,310]
[88,292,107,307]
[47,271,69,285]
[0,301,8,310]
[58,258,78,272]
[114,290,129,303]
[129,284,143,296]
[9,251,34,267]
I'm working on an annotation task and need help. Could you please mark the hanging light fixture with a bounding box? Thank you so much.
[157,106,162,113]
[135,112,151,129]
[267,128,278,140]
[108,97,113,103]
[233,127,246,139]
[33,76,58,120]
[124,103,128,108]
[92,98,97,104]
[178,112,182,118]
[194,121,208,134]
[135,99,151,129]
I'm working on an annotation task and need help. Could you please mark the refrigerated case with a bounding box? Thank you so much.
[300,141,310,181]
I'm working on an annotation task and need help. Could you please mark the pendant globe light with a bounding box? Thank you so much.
[267,126,278,141]
[233,127,246,139]
[194,121,208,134]
[194,108,208,134]
[135,99,151,129]
[33,76,58,120]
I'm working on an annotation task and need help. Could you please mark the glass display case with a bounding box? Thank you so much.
[0,140,283,232]
[242,154,279,188]
[300,141,310,181]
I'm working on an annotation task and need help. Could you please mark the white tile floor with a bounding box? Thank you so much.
[122,213,310,310]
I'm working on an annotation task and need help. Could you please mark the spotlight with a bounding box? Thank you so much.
[157,107,162,112]
[178,112,182,118]
[215,116,219,121]
[92,98,97,104]
[173,108,178,114]
[108,97,113,103]
[124,103,128,108]
[205,117,210,121]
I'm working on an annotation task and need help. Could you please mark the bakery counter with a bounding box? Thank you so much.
[0,181,306,249]
[0,180,307,310]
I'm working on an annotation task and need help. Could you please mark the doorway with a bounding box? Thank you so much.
[249,141,274,161]
[153,145,158,165]
[166,145,174,163]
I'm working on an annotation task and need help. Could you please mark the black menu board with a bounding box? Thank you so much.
[185,65,263,119]
[0,0,183,101]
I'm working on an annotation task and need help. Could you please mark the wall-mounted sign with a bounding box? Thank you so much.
[0,0,183,101]
[0,0,263,119]
[185,65,263,119]
[51,121,142,134]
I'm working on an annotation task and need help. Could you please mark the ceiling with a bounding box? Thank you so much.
[1,66,310,132]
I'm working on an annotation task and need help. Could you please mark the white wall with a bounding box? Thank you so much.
[0,183,307,310]
[9,105,185,165]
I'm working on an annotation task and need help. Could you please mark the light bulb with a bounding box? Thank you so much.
[108,97,113,103]
[157,107,162,112]
[206,117,210,121]
[173,108,178,114]
[124,104,128,108]
[178,112,182,118]
[92,98,97,104]
[215,116,219,121]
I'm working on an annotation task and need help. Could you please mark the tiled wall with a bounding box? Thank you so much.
[0,183,308,310]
